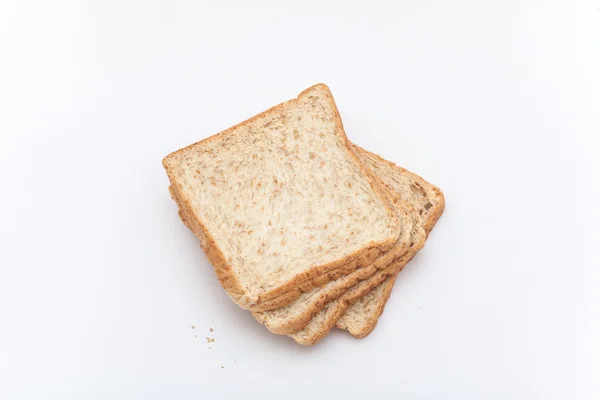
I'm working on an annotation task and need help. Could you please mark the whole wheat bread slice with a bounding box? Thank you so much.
[335,149,445,338]
[290,146,444,345]
[163,84,402,311]
[170,144,443,343]
[171,145,439,338]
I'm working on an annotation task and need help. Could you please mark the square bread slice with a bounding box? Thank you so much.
[163,84,402,311]
[290,146,444,345]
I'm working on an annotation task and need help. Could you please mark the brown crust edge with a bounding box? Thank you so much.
[337,177,446,339]
[292,228,426,345]
[162,84,403,310]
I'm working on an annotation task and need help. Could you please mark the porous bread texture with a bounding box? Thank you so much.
[251,190,414,335]
[335,146,445,339]
[163,84,402,311]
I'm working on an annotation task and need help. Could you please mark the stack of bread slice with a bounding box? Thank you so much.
[163,84,444,345]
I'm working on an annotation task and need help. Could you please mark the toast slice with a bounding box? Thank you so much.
[335,149,445,338]
[163,84,402,311]
[290,146,444,345]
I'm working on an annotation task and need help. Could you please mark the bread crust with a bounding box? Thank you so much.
[292,241,424,345]
[163,84,404,311]
[334,148,446,339]
[335,194,444,339]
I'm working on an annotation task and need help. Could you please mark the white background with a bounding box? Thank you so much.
[1,0,599,398]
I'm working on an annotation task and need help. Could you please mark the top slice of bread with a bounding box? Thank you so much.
[163,84,402,310]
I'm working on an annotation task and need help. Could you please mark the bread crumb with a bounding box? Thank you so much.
[209,328,213,332]
[191,326,195,329]
[206,337,215,343]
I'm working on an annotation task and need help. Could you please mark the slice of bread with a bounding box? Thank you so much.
[163,84,402,311]
[335,148,445,338]
[290,146,444,345]
[169,144,443,343]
